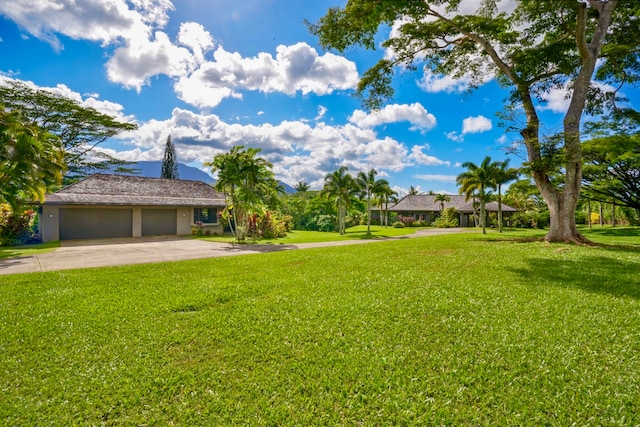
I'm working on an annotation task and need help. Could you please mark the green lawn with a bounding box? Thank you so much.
[1,228,639,425]
[195,224,428,244]
[0,241,60,260]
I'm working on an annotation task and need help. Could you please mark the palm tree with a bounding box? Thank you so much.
[434,193,451,213]
[295,181,310,192]
[456,156,497,234]
[408,185,420,195]
[374,182,398,227]
[321,166,357,235]
[206,145,277,240]
[493,159,520,232]
[0,108,65,211]
[356,169,389,235]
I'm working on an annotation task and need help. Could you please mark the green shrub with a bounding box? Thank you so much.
[392,221,405,228]
[511,210,550,229]
[433,207,459,228]
[312,214,335,232]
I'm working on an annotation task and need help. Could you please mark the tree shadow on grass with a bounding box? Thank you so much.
[583,226,640,238]
[507,254,640,300]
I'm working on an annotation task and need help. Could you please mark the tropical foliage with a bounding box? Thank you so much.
[0,79,137,181]
[0,107,66,211]
[433,207,459,228]
[457,157,496,234]
[309,0,639,242]
[355,169,390,235]
[582,132,640,210]
[321,166,358,235]
[206,146,282,241]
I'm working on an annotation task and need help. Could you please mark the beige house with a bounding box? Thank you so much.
[38,174,226,242]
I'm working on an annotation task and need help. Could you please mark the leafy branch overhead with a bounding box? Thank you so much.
[0,80,137,180]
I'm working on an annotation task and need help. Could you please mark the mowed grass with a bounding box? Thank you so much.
[1,229,639,425]
[196,224,426,244]
[0,241,60,260]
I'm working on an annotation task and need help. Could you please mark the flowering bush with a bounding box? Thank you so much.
[1,206,36,246]
[191,221,205,235]
[247,211,290,239]
[397,215,416,227]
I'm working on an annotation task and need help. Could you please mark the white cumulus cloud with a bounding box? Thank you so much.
[174,42,359,108]
[408,145,450,166]
[106,107,416,189]
[462,115,492,134]
[349,103,436,132]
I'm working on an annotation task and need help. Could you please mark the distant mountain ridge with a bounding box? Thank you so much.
[104,161,296,193]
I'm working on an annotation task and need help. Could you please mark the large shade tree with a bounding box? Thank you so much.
[309,0,639,243]
[582,132,640,211]
[0,79,137,181]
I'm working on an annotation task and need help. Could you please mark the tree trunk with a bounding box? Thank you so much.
[543,190,588,243]
[480,186,486,234]
[599,202,603,226]
[612,202,616,227]
[366,194,372,234]
[497,185,503,233]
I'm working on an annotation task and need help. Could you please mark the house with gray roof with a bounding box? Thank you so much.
[38,174,226,242]
[383,194,517,227]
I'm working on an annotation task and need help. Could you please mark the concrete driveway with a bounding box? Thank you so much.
[0,228,472,275]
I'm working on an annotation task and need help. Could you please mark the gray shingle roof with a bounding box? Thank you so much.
[390,195,516,213]
[43,174,226,207]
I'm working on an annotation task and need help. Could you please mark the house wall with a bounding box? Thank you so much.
[41,205,60,242]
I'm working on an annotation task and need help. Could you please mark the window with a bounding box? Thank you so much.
[194,208,217,224]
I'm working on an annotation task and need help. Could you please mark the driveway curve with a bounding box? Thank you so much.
[0,228,472,275]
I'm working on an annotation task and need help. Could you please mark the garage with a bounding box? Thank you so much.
[39,174,227,243]
[59,208,133,240]
[142,209,177,236]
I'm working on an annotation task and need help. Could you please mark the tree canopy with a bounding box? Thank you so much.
[0,107,66,211]
[310,0,639,242]
[0,79,137,181]
[582,132,640,210]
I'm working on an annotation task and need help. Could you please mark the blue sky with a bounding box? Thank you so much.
[1,0,637,195]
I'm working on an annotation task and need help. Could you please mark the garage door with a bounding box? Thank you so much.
[142,209,177,236]
[60,208,133,240]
